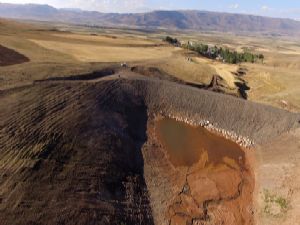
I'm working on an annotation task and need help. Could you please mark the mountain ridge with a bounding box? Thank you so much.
[1,3,300,34]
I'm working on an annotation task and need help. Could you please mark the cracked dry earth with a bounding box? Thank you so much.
[143,118,255,225]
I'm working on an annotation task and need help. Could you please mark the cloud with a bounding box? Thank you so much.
[229,3,239,9]
[3,0,148,12]
[261,5,270,11]
[68,0,148,12]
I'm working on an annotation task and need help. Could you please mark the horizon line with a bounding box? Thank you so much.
[0,2,299,21]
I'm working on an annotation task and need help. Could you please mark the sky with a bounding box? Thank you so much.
[2,0,300,19]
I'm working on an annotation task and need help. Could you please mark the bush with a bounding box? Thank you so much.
[263,189,289,216]
[163,36,180,46]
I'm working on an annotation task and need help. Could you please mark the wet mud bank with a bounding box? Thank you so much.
[142,118,255,225]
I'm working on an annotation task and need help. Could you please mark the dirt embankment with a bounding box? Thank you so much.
[129,66,250,99]
[135,78,299,144]
[35,67,116,82]
[0,45,29,66]
[0,76,299,225]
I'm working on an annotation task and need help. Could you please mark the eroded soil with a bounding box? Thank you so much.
[143,118,255,225]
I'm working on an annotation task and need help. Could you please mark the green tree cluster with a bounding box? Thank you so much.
[185,41,264,64]
[163,36,264,64]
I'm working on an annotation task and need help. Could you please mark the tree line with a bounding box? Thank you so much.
[185,42,264,64]
[163,36,264,64]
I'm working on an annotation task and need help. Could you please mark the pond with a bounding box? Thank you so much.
[156,118,245,168]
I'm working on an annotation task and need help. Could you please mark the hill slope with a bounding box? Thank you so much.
[1,3,300,34]
[0,68,299,224]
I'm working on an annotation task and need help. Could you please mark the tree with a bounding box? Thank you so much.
[258,53,265,63]
[164,36,180,46]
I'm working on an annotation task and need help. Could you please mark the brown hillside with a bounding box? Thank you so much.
[0,45,29,66]
[0,73,299,224]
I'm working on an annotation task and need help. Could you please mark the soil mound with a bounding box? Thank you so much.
[0,76,299,225]
[206,75,250,99]
[130,66,183,83]
[0,80,153,225]
[130,66,248,99]
[0,45,29,66]
[35,68,116,82]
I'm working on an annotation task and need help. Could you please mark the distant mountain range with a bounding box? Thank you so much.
[1,3,300,35]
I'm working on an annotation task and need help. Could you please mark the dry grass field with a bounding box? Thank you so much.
[0,19,300,225]
[1,19,299,112]
[52,33,156,46]
[171,33,300,111]
[30,39,176,62]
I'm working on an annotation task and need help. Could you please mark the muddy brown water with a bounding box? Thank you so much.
[155,118,254,225]
[156,118,245,168]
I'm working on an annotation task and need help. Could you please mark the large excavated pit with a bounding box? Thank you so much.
[151,118,254,225]
[0,75,299,225]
